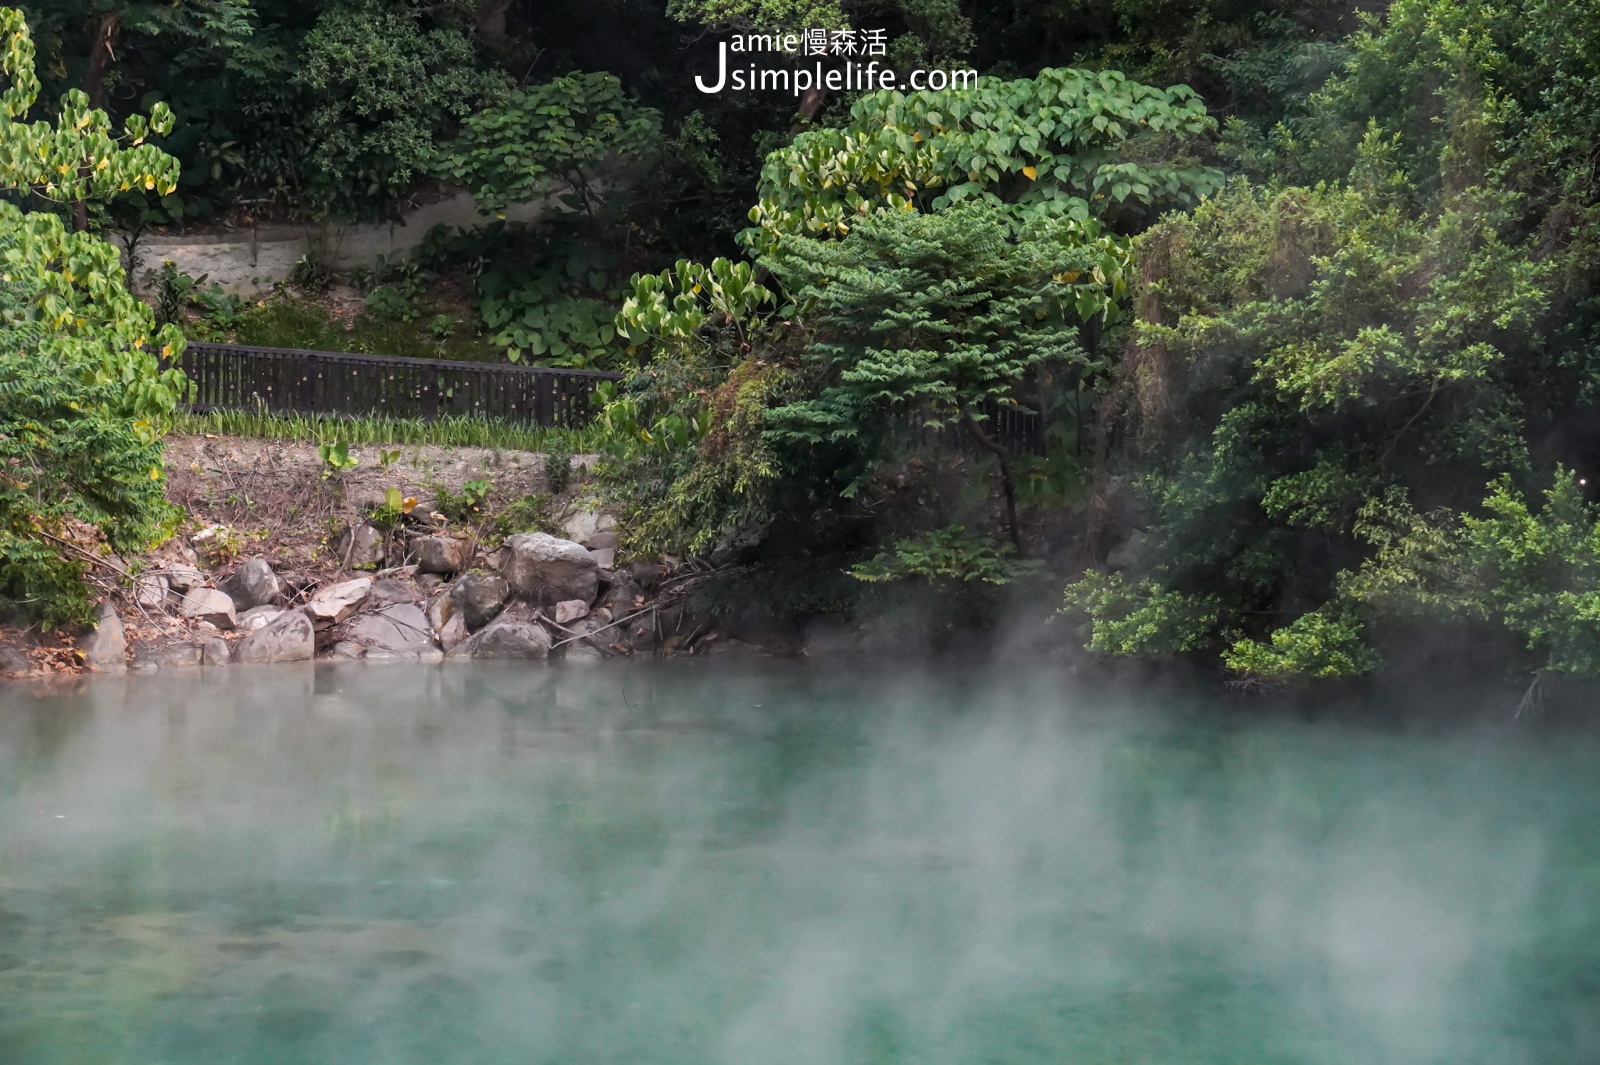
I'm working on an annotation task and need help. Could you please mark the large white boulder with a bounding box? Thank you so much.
[178,588,237,630]
[305,578,372,628]
[501,533,598,607]
[234,610,315,663]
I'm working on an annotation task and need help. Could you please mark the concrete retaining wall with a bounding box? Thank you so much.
[121,190,551,295]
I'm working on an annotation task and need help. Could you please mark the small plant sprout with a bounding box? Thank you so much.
[318,440,359,477]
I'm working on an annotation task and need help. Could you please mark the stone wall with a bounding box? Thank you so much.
[120,191,551,295]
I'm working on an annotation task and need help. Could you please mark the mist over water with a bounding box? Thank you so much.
[0,663,1596,1064]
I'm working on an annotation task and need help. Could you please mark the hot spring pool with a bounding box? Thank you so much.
[0,662,1596,1063]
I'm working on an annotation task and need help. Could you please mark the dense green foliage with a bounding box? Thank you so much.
[1066,0,1600,680]
[748,67,1222,252]
[439,72,660,217]
[767,203,1127,544]
[601,67,1193,586]
[0,9,185,626]
[0,336,175,628]
[294,0,512,219]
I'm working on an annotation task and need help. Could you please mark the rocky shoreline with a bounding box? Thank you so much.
[0,434,1073,682]
[27,508,769,678]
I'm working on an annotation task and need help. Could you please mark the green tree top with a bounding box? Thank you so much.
[668,0,845,31]
[767,202,1131,545]
[438,71,662,217]
[0,7,180,210]
[746,67,1222,252]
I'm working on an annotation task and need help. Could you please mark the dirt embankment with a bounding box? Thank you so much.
[0,435,581,677]
[161,434,572,570]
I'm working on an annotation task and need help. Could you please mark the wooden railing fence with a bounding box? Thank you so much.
[175,342,1054,453]
[177,342,620,428]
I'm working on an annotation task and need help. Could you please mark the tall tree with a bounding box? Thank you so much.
[0,8,189,626]
[768,203,1129,549]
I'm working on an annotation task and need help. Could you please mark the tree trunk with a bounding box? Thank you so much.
[78,9,123,232]
[85,10,122,111]
[788,87,828,139]
[961,410,1023,554]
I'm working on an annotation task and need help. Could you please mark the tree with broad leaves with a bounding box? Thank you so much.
[766,201,1130,550]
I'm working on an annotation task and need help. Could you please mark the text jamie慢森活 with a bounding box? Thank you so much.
[694,29,976,95]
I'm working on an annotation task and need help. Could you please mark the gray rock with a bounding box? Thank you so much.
[450,574,509,631]
[305,578,372,627]
[177,587,237,630]
[416,536,470,575]
[135,572,171,610]
[437,612,468,651]
[234,610,315,664]
[199,637,232,665]
[704,636,762,658]
[416,573,445,592]
[554,599,590,625]
[625,561,663,591]
[82,603,126,671]
[0,644,32,674]
[567,615,618,655]
[559,508,616,547]
[219,559,280,611]
[140,643,202,669]
[587,530,619,552]
[447,620,551,660]
[602,582,645,615]
[329,641,365,660]
[1107,528,1146,572]
[501,533,598,608]
[163,563,205,593]
[336,522,386,569]
[237,605,284,632]
[346,604,436,657]
[588,547,616,570]
[426,593,455,632]
[368,579,415,607]
[622,610,659,653]
[559,639,605,661]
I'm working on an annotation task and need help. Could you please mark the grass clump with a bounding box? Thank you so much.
[175,409,602,453]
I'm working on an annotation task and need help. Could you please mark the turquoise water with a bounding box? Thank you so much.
[0,663,1597,1064]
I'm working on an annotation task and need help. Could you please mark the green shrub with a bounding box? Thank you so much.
[490,494,556,539]
[543,440,575,495]
[852,525,1039,585]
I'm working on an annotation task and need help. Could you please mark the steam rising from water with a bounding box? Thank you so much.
[0,663,1596,1063]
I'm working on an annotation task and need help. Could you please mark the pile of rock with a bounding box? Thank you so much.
[80,508,699,671]
[107,556,317,670]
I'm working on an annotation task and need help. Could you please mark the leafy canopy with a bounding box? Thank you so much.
[0,9,188,626]
[765,202,1128,454]
[294,0,512,218]
[0,7,180,208]
[438,70,661,217]
[747,68,1222,253]
[1067,0,1600,680]
[1342,473,1600,678]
